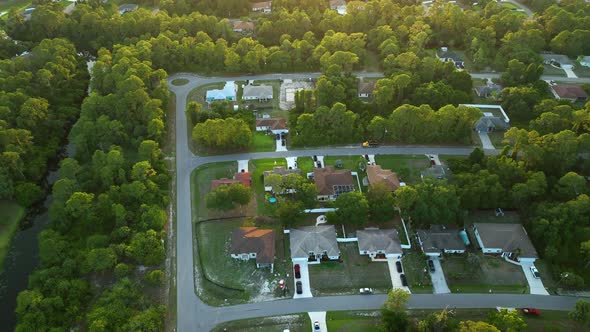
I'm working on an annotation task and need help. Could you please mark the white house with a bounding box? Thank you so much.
[255,118,288,134]
[472,223,538,262]
[290,225,340,263]
[118,4,138,14]
[579,56,590,68]
[541,53,574,70]
[251,1,272,13]
[329,0,347,14]
[416,226,467,257]
[243,85,273,101]
[357,229,403,261]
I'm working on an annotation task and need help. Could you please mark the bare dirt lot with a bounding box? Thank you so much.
[279,79,314,110]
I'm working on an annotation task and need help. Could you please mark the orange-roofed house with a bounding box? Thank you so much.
[366,165,404,191]
[230,227,275,271]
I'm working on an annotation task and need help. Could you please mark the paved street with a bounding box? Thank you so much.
[168,72,590,331]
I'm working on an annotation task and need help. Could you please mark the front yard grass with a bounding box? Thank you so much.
[212,313,311,332]
[488,131,507,148]
[442,255,528,294]
[196,218,293,305]
[574,65,590,78]
[252,132,275,152]
[401,251,433,293]
[296,156,314,175]
[308,242,392,296]
[0,200,25,270]
[374,154,431,185]
[327,310,381,332]
[250,158,288,216]
[543,65,566,77]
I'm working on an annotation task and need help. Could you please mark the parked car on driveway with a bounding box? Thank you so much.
[428,259,435,272]
[360,288,373,294]
[294,264,301,279]
[396,261,403,273]
[314,321,320,330]
[530,266,540,279]
[400,274,408,286]
[275,133,280,140]
[522,308,540,316]
[296,281,302,294]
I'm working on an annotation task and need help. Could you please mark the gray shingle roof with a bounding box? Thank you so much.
[473,223,538,258]
[289,225,339,259]
[243,85,273,99]
[417,227,466,253]
[357,229,402,254]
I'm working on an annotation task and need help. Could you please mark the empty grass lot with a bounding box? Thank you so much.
[327,311,381,332]
[0,200,25,270]
[196,218,292,305]
[374,154,431,185]
[212,313,311,332]
[250,158,288,216]
[252,132,275,152]
[308,242,392,296]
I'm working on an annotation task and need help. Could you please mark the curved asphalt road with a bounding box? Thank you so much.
[169,72,587,331]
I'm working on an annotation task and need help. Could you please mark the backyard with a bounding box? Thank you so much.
[308,242,392,296]
[211,313,311,332]
[195,218,292,305]
[441,254,528,294]
[250,158,289,216]
[374,154,431,185]
[0,200,25,270]
[191,162,257,221]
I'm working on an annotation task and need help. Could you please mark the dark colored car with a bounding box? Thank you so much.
[314,321,320,330]
[364,154,370,161]
[400,274,408,286]
[296,281,303,294]
[428,260,435,273]
[396,261,403,273]
[316,161,322,168]
[280,132,286,139]
[294,264,301,279]
[281,139,286,146]
[313,155,318,161]
[275,133,280,140]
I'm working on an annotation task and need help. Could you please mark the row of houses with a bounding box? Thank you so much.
[249,0,348,14]
[205,81,273,102]
[230,221,539,270]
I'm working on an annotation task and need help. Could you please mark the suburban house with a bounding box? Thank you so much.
[210,171,251,190]
[461,104,510,133]
[118,3,138,14]
[358,80,376,98]
[436,47,464,69]
[329,0,347,15]
[550,85,589,103]
[416,225,468,257]
[472,223,538,262]
[242,85,273,101]
[230,227,275,272]
[313,167,355,201]
[579,56,590,68]
[263,166,301,193]
[541,53,574,69]
[357,229,402,261]
[366,165,404,191]
[232,20,255,33]
[289,225,340,263]
[251,1,272,13]
[474,83,503,99]
[206,81,236,102]
[255,118,288,134]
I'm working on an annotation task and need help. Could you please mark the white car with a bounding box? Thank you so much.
[314,321,320,330]
[530,266,540,279]
[360,288,373,294]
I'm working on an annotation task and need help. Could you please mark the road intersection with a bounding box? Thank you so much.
[169,72,587,331]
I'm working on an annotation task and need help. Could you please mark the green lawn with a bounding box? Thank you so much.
[374,154,431,185]
[212,313,311,332]
[442,255,528,294]
[237,80,281,112]
[0,0,30,12]
[488,131,507,148]
[296,157,314,175]
[501,1,520,9]
[0,200,25,270]
[543,65,566,77]
[401,251,433,293]
[250,158,288,216]
[251,132,275,152]
[196,218,292,305]
[327,310,381,332]
[308,242,392,296]
[574,65,590,78]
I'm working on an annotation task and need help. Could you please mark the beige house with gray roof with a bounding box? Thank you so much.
[472,223,538,262]
[357,229,402,261]
[289,225,340,263]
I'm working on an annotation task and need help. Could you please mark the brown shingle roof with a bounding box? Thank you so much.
[263,166,301,179]
[313,166,354,196]
[211,178,239,190]
[551,85,588,99]
[251,1,271,10]
[256,118,287,130]
[233,20,255,31]
[366,165,401,191]
[234,171,252,188]
[231,227,275,264]
[358,81,375,95]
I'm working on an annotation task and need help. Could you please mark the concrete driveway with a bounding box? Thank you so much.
[293,261,313,299]
[520,262,549,295]
[237,160,249,172]
[478,132,495,150]
[308,311,327,332]
[564,68,578,78]
[276,138,287,151]
[387,257,411,293]
[429,257,451,294]
[286,157,297,169]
